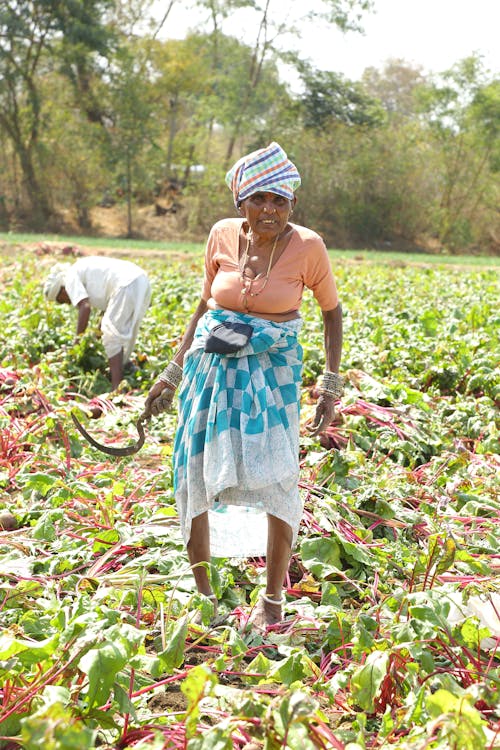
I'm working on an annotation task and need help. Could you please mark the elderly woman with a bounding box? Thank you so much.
[145,142,343,631]
[43,256,151,390]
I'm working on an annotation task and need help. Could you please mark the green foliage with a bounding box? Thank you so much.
[0,1,498,252]
[416,55,500,250]
[0,249,498,749]
[0,0,115,228]
[299,65,386,129]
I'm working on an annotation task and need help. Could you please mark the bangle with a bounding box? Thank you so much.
[318,370,344,399]
[158,361,183,389]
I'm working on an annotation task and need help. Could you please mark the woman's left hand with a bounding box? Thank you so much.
[306,393,336,436]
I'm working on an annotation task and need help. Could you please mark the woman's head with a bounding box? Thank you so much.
[238,190,296,240]
[225,142,301,209]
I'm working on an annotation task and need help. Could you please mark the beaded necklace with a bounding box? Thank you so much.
[239,231,279,303]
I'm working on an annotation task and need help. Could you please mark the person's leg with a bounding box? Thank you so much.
[122,276,151,363]
[266,514,293,598]
[108,349,124,390]
[187,511,214,597]
[251,514,292,630]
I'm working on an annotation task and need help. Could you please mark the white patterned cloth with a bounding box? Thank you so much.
[173,309,304,557]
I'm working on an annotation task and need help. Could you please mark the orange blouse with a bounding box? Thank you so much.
[201,218,339,315]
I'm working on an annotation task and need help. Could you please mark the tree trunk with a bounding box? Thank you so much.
[223,0,271,167]
[126,152,133,238]
[165,95,179,177]
[17,143,52,227]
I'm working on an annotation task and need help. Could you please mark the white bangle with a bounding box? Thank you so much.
[318,370,344,399]
[158,361,183,389]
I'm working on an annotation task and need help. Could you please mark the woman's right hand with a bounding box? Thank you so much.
[142,380,176,418]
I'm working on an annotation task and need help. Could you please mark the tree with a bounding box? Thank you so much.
[298,65,385,129]
[417,56,500,250]
[38,71,110,230]
[189,0,374,164]
[362,58,426,118]
[146,35,215,179]
[0,0,114,227]
[143,31,290,228]
[104,40,161,237]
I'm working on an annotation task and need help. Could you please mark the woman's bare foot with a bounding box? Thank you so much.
[248,593,284,633]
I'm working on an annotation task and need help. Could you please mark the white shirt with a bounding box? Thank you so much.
[64,256,147,310]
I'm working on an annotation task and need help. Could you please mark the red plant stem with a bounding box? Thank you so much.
[310,720,345,749]
[432,637,474,674]
[6,561,90,583]
[286,587,321,601]
[65,511,115,529]
[34,390,72,473]
[0,639,80,723]
[337,519,386,547]
[484,641,500,675]
[60,530,88,541]
[100,673,188,708]
[487,728,499,750]
[120,473,156,513]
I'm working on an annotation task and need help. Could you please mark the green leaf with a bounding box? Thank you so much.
[91,528,120,552]
[350,651,390,712]
[20,701,97,749]
[243,652,273,684]
[113,684,137,718]
[22,473,60,496]
[300,536,343,577]
[0,634,54,664]
[269,651,318,686]
[460,618,491,649]
[181,664,217,738]
[32,511,62,541]
[153,616,188,676]
[78,641,128,709]
[338,538,374,566]
[187,725,234,749]
[278,690,319,726]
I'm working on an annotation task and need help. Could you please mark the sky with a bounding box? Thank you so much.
[157,0,500,82]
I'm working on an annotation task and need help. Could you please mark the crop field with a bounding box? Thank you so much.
[0,245,499,749]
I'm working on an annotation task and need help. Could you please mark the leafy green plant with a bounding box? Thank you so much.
[0,247,498,749]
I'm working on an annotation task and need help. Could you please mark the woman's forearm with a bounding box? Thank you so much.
[322,304,343,373]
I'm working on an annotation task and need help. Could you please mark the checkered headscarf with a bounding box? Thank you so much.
[225,142,301,207]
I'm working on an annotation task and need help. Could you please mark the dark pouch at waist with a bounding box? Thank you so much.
[204,321,254,354]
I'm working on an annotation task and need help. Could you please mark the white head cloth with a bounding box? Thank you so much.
[43,263,71,301]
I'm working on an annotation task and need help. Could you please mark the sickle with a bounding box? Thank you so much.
[71,411,148,456]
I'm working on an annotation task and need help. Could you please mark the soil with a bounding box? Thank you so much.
[147,686,187,714]
[70,203,203,245]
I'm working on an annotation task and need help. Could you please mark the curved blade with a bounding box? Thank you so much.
[71,412,146,456]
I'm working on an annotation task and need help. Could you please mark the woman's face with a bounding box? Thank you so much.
[240,191,295,240]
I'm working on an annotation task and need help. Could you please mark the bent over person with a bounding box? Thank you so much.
[43,256,151,390]
[144,142,343,632]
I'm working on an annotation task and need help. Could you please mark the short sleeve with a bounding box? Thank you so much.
[201,225,220,301]
[201,227,217,302]
[303,238,339,310]
[64,267,89,307]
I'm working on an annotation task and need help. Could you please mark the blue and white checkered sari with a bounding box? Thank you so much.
[173,308,304,557]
